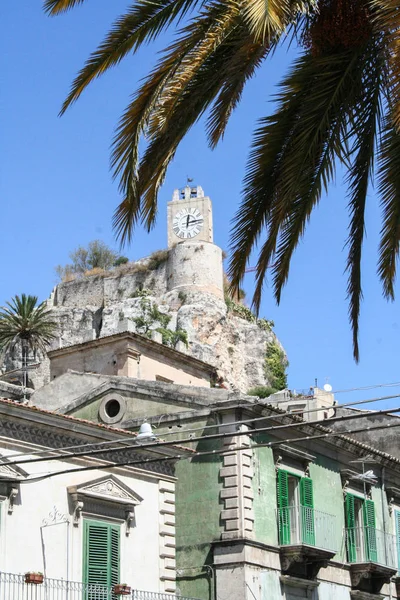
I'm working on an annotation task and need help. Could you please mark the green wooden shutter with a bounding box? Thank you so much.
[83,520,120,596]
[300,477,315,546]
[364,499,378,562]
[110,526,120,587]
[395,510,400,572]
[345,494,357,562]
[277,469,291,544]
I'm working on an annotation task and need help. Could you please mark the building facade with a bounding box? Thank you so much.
[0,398,193,599]
[28,371,400,600]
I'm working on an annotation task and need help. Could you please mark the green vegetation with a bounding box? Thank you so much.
[130,288,151,299]
[247,386,276,399]
[56,247,169,284]
[113,256,129,267]
[178,291,187,304]
[265,342,288,391]
[225,298,256,323]
[0,294,57,387]
[56,240,118,281]
[257,318,275,332]
[130,298,188,349]
[146,249,169,270]
[225,298,274,332]
[159,328,188,349]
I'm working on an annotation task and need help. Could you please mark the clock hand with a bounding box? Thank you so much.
[186,218,203,225]
[186,215,190,228]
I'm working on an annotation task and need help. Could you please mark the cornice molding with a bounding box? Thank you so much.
[0,419,175,478]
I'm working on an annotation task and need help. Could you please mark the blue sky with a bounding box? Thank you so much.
[1,1,400,407]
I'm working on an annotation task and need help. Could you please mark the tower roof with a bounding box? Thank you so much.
[172,185,204,201]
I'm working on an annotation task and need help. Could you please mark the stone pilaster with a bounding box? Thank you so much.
[159,480,176,593]
[219,428,254,540]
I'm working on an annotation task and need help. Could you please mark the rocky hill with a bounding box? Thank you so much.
[12,251,287,393]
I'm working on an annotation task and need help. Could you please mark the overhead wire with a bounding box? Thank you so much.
[6,417,400,486]
[2,391,400,465]
[2,398,400,469]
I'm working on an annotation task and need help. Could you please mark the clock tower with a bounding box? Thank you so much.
[166,185,224,300]
[167,185,213,247]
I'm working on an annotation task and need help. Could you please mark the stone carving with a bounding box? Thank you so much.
[42,505,69,527]
[82,478,133,501]
[7,487,18,515]
[72,500,84,526]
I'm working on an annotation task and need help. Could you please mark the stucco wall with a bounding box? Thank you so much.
[174,425,224,600]
[50,336,211,388]
[252,437,278,546]
[0,448,173,593]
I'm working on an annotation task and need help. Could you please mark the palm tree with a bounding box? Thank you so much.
[0,295,57,389]
[44,0,400,360]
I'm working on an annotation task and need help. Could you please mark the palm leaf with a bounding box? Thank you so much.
[228,50,358,300]
[206,36,270,148]
[114,16,255,244]
[113,3,250,243]
[378,120,400,299]
[242,0,291,40]
[59,0,206,114]
[344,46,383,361]
[44,0,87,14]
[370,0,400,131]
[0,294,57,356]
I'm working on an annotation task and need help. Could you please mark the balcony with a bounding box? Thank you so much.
[345,527,397,593]
[276,506,337,579]
[0,573,200,600]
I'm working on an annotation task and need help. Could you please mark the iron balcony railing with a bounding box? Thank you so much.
[276,505,337,553]
[345,526,397,569]
[0,573,200,600]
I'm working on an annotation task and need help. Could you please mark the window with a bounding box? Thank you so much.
[83,519,120,593]
[277,469,315,545]
[345,494,377,562]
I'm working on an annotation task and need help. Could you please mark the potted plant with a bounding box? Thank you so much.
[113,583,131,595]
[25,572,44,585]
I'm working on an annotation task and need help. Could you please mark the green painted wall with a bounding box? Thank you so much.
[175,428,224,600]
[73,399,102,421]
[252,435,278,546]
[309,458,346,561]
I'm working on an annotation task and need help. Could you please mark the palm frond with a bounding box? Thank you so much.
[206,35,270,148]
[370,0,400,131]
[114,15,253,244]
[241,0,309,41]
[60,0,205,114]
[344,47,383,361]
[43,0,87,15]
[378,121,400,299]
[113,3,246,244]
[229,49,361,303]
[0,294,57,356]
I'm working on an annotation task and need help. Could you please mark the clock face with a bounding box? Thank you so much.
[172,208,204,239]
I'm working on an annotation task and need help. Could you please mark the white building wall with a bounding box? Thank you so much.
[0,447,174,593]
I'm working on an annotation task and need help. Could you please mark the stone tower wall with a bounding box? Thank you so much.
[167,242,224,300]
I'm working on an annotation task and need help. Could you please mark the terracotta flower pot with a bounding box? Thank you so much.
[113,584,131,595]
[25,573,44,585]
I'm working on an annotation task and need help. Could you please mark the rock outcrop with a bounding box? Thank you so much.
[9,252,286,393]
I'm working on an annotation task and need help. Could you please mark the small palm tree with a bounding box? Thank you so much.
[0,295,57,389]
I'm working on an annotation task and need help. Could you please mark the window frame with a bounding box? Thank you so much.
[83,518,121,591]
